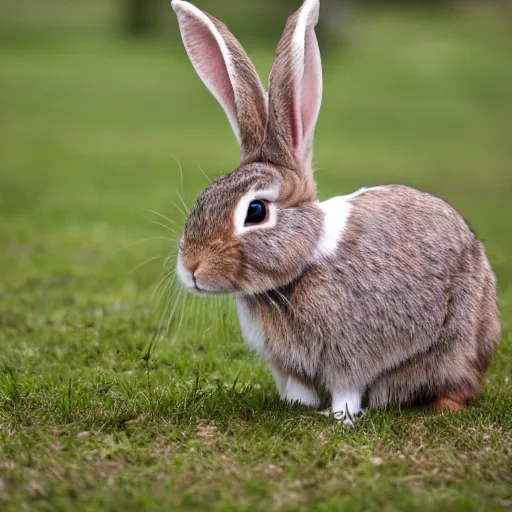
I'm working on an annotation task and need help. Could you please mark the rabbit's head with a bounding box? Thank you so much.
[172,0,324,294]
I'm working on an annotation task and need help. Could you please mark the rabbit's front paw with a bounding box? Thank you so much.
[332,409,362,427]
[332,389,363,427]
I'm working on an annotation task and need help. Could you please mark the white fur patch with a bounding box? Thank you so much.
[342,186,386,201]
[233,186,280,237]
[292,0,318,47]
[236,297,265,355]
[176,252,195,290]
[314,186,387,261]
[314,196,352,260]
[284,377,320,407]
[268,362,288,398]
[332,389,363,426]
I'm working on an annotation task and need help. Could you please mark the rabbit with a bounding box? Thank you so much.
[171,0,501,425]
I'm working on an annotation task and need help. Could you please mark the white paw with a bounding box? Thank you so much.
[331,389,363,426]
[332,408,363,427]
[284,377,320,408]
[268,362,288,399]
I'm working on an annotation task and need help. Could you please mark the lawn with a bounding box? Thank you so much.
[0,2,511,511]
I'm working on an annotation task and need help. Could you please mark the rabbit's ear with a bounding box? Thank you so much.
[172,0,267,164]
[262,0,322,173]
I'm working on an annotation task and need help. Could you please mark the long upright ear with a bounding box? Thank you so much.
[262,0,322,172]
[172,0,267,164]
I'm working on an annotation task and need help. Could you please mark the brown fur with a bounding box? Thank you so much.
[434,387,475,411]
[204,14,268,165]
[173,0,501,415]
[181,163,322,294]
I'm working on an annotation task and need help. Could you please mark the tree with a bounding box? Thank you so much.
[124,0,157,36]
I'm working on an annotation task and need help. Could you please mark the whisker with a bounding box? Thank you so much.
[152,269,176,305]
[171,154,185,196]
[274,290,295,314]
[128,255,165,276]
[174,187,190,216]
[198,165,212,183]
[274,289,301,317]
[168,198,187,219]
[146,209,181,230]
[174,293,187,340]
[273,288,320,336]
[202,296,208,337]
[152,245,179,303]
[157,266,177,304]
[156,280,178,341]
[108,237,175,261]
[264,291,284,322]
[194,295,202,341]
[160,287,185,341]
[150,219,178,235]
[154,273,177,316]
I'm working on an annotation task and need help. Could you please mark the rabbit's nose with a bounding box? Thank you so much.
[191,262,207,286]
[192,263,205,285]
[192,264,211,293]
[193,263,217,291]
[189,260,200,275]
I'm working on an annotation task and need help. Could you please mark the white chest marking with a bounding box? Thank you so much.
[314,186,386,261]
[314,196,351,260]
[236,297,265,355]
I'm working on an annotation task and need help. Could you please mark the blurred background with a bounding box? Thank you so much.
[0,0,511,347]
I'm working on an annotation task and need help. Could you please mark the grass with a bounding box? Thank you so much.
[1,1,512,510]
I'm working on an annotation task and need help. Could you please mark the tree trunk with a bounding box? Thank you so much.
[124,0,157,36]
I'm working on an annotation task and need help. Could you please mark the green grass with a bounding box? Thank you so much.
[1,2,512,511]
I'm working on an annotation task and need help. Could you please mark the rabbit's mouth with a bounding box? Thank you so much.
[192,280,232,296]
[176,253,237,296]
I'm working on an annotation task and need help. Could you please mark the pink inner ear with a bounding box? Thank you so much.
[180,14,237,130]
[300,27,322,143]
[290,22,322,154]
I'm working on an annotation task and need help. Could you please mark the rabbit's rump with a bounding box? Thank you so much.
[363,228,501,409]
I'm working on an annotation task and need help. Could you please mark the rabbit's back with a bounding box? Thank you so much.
[345,185,474,273]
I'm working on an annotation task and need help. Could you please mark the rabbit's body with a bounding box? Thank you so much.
[172,0,501,423]
[238,185,500,411]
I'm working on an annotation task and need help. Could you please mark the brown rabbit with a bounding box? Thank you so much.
[172,0,501,424]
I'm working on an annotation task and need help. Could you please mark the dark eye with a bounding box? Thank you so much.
[245,200,268,226]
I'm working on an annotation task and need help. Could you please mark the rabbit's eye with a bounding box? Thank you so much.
[245,200,268,226]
